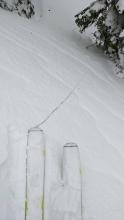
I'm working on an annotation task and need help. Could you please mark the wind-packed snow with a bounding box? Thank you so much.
[0,0,124,219]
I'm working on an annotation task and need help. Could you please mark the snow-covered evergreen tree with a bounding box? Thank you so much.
[17,0,34,18]
[75,0,124,74]
[0,0,35,18]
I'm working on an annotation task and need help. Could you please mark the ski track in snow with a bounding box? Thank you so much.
[0,8,124,220]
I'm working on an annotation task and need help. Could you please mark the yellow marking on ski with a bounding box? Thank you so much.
[40,197,45,210]
[80,168,83,176]
[43,149,46,156]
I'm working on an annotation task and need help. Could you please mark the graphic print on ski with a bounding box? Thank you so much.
[25,128,45,220]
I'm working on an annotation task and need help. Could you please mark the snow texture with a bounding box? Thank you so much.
[0,0,124,220]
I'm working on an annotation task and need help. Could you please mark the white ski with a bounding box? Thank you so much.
[25,128,45,220]
[50,143,83,220]
[62,143,83,220]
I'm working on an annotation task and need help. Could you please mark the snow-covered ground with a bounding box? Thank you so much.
[0,1,124,219]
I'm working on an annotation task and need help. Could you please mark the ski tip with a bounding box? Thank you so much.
[28,127,44,133]
[64,143,78,148]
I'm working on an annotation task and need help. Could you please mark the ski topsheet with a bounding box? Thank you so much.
[25,128,45,220]
[63,143,83,220]
[50,143,82,220]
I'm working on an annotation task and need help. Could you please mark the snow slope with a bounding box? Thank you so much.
[0,3,124,220]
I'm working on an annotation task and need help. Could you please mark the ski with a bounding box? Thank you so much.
[63,143,83,220]
[50,143,83,220]
[25,128,45,220]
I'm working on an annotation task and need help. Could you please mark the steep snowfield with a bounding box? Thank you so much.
[0,3,124,220]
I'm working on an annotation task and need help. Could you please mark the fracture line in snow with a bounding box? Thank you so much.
[29,79,82,131]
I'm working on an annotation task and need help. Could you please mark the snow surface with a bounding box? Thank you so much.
[0,0,124,219]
